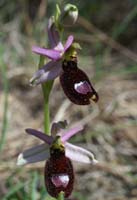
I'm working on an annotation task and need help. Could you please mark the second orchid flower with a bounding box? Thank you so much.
[17,123,98,198]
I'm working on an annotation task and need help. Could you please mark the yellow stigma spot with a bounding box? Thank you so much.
[64,46,78,61]
[51,136,65,152]
[90,94,97,102]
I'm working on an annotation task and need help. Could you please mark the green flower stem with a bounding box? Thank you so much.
[42,80,53,135]
[57,191,64,200]
[38,56,54,135]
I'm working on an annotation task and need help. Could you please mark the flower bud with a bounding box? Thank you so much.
[60,4,78,27]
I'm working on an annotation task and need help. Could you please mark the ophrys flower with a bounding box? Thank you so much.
[30,18,99,105]
[17,123,98,197]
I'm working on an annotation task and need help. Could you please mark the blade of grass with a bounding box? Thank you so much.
[105,5,137,62]
[30,171,38,200]
[112,5,137,39]
[0,53,9,152]
[2,182,26,200]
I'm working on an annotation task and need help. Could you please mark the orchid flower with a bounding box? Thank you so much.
[17,123,98,198]
[30,18,99,105]
[17,124,98,166]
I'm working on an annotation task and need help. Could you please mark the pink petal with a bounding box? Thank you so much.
[32,46,61,61]
[17,143,49,165]
[61,125,83,143]
[64,35,74,52]
[25,128,53,145]
[65,142,98,164]
[36,62,62,84]
[54,42,64,51]
[30,61,62,86]
[74,81,92,94]
[48,17,64,51]
[30,61,54,85]
[51,120,68,136]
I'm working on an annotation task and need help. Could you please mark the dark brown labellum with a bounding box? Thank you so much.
[60,60,99,105]
[45,154,74,198]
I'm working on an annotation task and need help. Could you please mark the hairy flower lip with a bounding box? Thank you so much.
[60,60,99,105]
